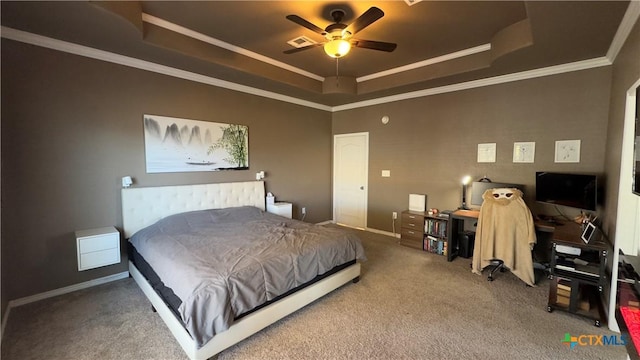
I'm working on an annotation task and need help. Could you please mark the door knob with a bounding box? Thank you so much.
[360,186,364,190]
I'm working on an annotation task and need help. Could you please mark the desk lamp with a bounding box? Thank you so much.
[459,175,472,210]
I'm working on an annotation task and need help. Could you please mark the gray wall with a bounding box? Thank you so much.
[333,67,612,232]
[1,40,333,307]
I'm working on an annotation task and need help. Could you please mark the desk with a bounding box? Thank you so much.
[446,210,480,261]
[445,209,569,262]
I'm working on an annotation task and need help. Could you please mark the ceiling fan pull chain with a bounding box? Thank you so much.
[336,58,340,88]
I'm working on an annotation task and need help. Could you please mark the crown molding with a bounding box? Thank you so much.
[606,0,640,62]
[0,25,615,113]
[357,43,491,83]
[142,13,325,82]
[0,26,331,112]
[332,57,612,112]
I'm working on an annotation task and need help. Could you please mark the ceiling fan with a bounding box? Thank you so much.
[284,6,397,58]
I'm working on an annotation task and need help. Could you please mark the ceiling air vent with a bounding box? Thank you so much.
[287,36,317,48]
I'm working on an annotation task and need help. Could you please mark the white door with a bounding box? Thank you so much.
[333,132,368,229]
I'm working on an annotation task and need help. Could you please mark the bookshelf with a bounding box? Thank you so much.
[400,210,449,256]
[424,216,448,255]
[546,222,610,327]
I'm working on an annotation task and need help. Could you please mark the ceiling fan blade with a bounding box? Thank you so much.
[286,15,327,36]
[283,43,324,54]
[345,7,384,36]
[351,39,397,52]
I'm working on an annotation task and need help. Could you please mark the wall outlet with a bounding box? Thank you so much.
[302,207,306,215]
[392,211,397,219]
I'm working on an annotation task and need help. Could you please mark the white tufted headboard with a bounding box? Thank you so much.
[121,181,265,238]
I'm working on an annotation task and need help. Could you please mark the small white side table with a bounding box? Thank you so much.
[76,226,121,271]
[267,202,293,219]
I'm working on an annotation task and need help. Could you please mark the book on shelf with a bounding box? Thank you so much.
[424,219,446,237]
[424,235,445,255]
[424,236,434,253]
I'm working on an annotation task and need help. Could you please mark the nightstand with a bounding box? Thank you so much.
[76,226,121,271]
[267,202,293,219]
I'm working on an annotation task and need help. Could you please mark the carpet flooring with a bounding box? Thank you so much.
[1,227,627,359]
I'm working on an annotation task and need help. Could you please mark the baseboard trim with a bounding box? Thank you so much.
[1,271,127,341]
[325,220,400,238]
[365,227,401,238]
[8,271,130,309]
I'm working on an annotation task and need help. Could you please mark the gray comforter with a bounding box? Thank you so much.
[129,206,366,348]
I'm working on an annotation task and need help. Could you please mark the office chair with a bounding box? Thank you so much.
[487,259,505,281]
[471,188,537,287]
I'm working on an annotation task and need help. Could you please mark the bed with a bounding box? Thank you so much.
[122,181,365,359]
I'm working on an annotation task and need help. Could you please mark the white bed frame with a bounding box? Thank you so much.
[122,181,361,360]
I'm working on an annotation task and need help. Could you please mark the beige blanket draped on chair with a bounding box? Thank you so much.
[472,188,537,286]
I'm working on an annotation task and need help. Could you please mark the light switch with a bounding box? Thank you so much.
[382,170,391,177]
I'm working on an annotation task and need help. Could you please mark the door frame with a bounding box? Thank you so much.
[609,78,640,331]
[332,132,369,229]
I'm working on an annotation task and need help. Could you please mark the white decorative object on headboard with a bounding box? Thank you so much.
[121,181,265,238]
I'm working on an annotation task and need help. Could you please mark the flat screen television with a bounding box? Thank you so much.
[535,172,598,211]
[471,181,524,206]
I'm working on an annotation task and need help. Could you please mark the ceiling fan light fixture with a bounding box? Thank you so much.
[324,39,351,58]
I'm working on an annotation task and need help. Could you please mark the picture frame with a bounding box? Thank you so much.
[555,140,581,163]
[513,142,535,163]
[581,222,601,244]
[477,143,496,163]
[143,114,249,173]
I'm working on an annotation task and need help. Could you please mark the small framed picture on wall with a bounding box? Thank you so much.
[554,140,581,163]
[513,142,535,163]
[477,143,496,163]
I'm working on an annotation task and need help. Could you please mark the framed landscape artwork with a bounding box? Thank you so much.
[143,114,249,173]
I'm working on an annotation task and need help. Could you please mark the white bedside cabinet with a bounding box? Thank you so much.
[76,226,121,271]
[267,202,293,219]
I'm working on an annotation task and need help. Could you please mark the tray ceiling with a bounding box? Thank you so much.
[0,1,632,107]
